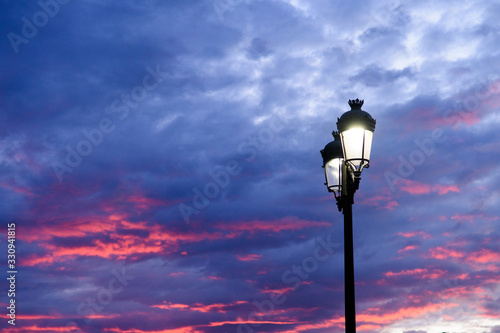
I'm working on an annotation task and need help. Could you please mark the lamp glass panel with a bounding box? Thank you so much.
[364,129,373,161]
[340,127,373,169]
[325,157,342,193]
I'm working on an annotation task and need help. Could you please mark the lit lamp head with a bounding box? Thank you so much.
[320,131,343,198]
[336,99,376,174]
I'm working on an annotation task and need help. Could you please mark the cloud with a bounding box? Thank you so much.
[1,0,500,332]
[350,64,414,87]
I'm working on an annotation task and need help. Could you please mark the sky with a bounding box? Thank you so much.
[1,0,500,332]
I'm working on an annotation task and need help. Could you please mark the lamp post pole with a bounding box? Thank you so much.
[339,160,357,333]
[320,99,376,333]
[343,165,356,333]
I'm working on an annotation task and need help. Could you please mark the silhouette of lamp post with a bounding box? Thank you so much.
[320,99,376,333]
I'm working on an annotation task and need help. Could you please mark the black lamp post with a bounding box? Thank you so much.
[320,99,376,333]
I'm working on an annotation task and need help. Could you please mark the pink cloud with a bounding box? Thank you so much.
[3,326,80,332]
[384,268,446,279]
[126,194,183,210]
[205,276,224,281]
[357,302,458,325]
[261,286,294,294]
[397,180,460,196]
[0,180,35,197]
[152,300,249,314]
[468,249,500,264]
[397,231,431,239]
[434,184,460,195]
[235,254,263,261]
[398,245,417,253]
[427,245,500,273]
[400,180,431,195]
[20,217,228,266]
[450,213,498,223]
[357,192,398,210]
[451,214,475,223]
[216,217,330,235]
[104,327,204,333]
[428,246,464,260]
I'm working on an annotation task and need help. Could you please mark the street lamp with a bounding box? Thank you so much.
[321,131,343,198]
[320,98,376,333]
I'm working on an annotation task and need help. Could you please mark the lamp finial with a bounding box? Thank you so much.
[348,99,364,109]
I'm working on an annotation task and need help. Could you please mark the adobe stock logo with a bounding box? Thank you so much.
[212,0,246,23]
[7,0,72,54]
